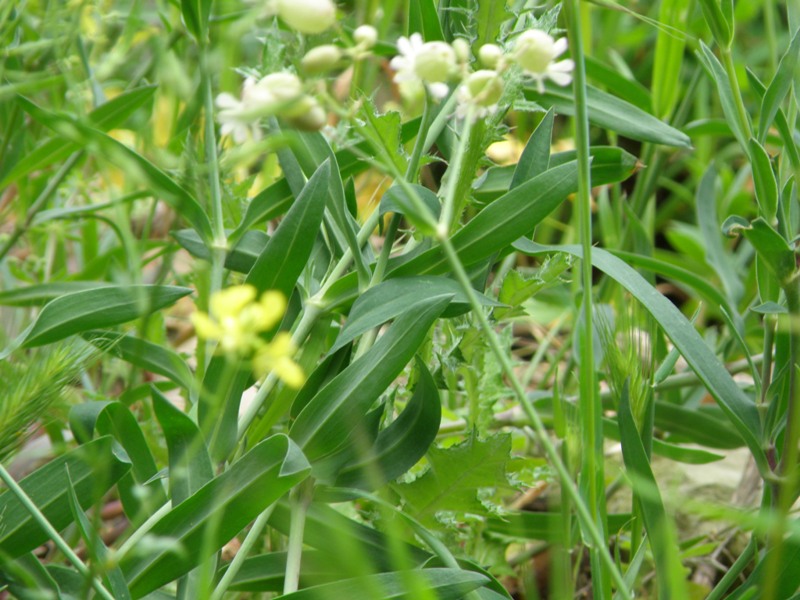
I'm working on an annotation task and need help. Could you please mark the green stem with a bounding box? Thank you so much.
[720,46,753,144]
[0,464,115,600]
[565,0,609,596]
[438,107,474,235]
[283,482,312,595]
[436,233,631,599]
[705,536,756,600]
[209,504,276,600]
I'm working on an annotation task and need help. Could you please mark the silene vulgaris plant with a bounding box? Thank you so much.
[3,0,800,598]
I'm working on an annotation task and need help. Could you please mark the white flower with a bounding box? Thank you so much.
[512,29,574,93]
[390,33,455,101]
[456,69,504,120]
[216,88,260,143]
[276,0,336,34]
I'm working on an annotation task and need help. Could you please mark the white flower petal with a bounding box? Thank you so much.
[547,70,572,86]
[215,93,241,110]
[553,37,568,57]
[549,59,575,73]
[428,82,450,100]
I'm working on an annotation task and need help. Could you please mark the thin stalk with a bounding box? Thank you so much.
[0,464,115,600]
[436,232,631,599]
[116,501,173,561]
[0,152,83,262]
[283,482,312,595]
[565,0,609,596]
[438,107,474,235]
[209,504,276,600]
[719,47,753,144]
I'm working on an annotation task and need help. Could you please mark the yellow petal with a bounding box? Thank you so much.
[257,291,287,330]
[211,285,257,320]
[191,312,222,340]
[272,356,305,388]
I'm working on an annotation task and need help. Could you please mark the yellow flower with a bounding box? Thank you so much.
[191,285,303,387]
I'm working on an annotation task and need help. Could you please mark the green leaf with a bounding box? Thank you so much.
[510,109,554,189]
[514,240,768,474]
[334,358,441,489]
[0,436,129,559]
[0,281,113,306]
[379,184,441,230]
[586,56,653,113]
[654,402,745,449]
[696,42,749,148]
[748,139,779,221]
[359,100,408,176]
[393,432,511,526]
[152,387,214,505]
[1,86,157,188]
[524,82,691,148]
[697,0,732,48]
[217,550,336,592]
[120,434,310,598]
[69,401,167,519]
[83,331,195,391]
[474,0,512,50]
[21,285,192,348]
[173,229,270,274]
[726,535,800,600]
[232,178,294,243]
[759,27,800,143]
[290,295,451,464]
[181,0,211,41]
[695,166,744,303]
[488,512,632,541]
[408,0,444,40]
[330,277,499,354]
[65,470,132,600]
[279,568,488,600]
[199,161,330,462]
[724,216,796,285]
[618,382,689,599]
[17,96,214,243]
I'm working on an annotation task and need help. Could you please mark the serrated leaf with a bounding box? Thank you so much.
[359,100,408,175]
[394,432,512,525]
[21,285,192,348]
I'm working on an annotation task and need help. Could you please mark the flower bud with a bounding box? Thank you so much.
[353,24,377,48]
[414,41,456,83]
[479,43,503,68]
[451,38,471,63]
[243,72,303,113]
[284,95,327,130]
[301,44,343,74]
[462,69,504,107]
[512,29,557,75]
[276,0,336,35]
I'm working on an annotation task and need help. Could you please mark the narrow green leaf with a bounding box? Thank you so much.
[120,434,310,598]
[0,437,129,559]
[0,281,113,307]
[586,56,653,113]
[217,550,336,592]
[17,96,214,243]
[654,402,745,449]
[524,82,692,148]
[152,387,214,505]
[474,0,512,50]
[335,358,441,489]
[488,512,632,541]
[724,216,796,285]
[726,535,800,600]
[514,240,768,474]
[21,285,192,348]
[83,331,195,391]
[748,139,779,221]
[618,382,688,599]
[759,28,800,143]
[330,277,499,354]
[652,0,691,118]
[181,0,211,41]
[408,0,444,40]
[510,108,554,190]
[379,184,441,230]
[1,86,157,187]
[290,295,451,463]
[173,229,270,274]
[602,418,725,464]
[697,0,732,48]
[696,43,749,148]
[747,68,800,171]
[279,568,488,600]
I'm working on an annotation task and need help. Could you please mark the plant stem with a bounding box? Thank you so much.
[438,107,474,235]
[565,0,609,596]
[0,464,115,600]
[283,481,312,595]
[209,504,276,600]
[719,46,753,144]
[435,232,631,599]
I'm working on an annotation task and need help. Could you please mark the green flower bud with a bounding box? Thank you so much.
[414,41,456,83]
[353,24,377,49]
[478,43,503,69]
[277,0,336,35]
[301,45,343,74]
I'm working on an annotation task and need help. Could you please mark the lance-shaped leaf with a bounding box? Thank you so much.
[514,240,768,475]
[120,434,310,598]
[279,568,488,600]
[83,331,195,391]
[696,43,749,149]
[0,281,113,307]
[748,139,780,222]
[511,108,554,189]
[524,82,691,148]
[0,436,129,559]
[724,216,796,286]
[152,387,214,505]
[290,295,451,463]
[216,550,338,592]
[199,161,330,462]
[21,285,192,348]
[408,0,444,40]
[335,358,441,489]
[330,277,499,354]
[173,229,270,274]
[759,27,800,143]
[2,86,156,187]
[618,382,688,599]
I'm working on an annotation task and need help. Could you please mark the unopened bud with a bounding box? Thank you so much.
[451,38,471,63]
[284,95,327,130]
[302,45,343,74]
[463,69,503,107]
[479,44,503,68]
[414,41,456,83]
[276,0,336,35]
[353,24,377,48]
[513,29,557,75]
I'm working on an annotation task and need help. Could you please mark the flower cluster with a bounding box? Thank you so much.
[389,28,574,120]
[191,285,304,388]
